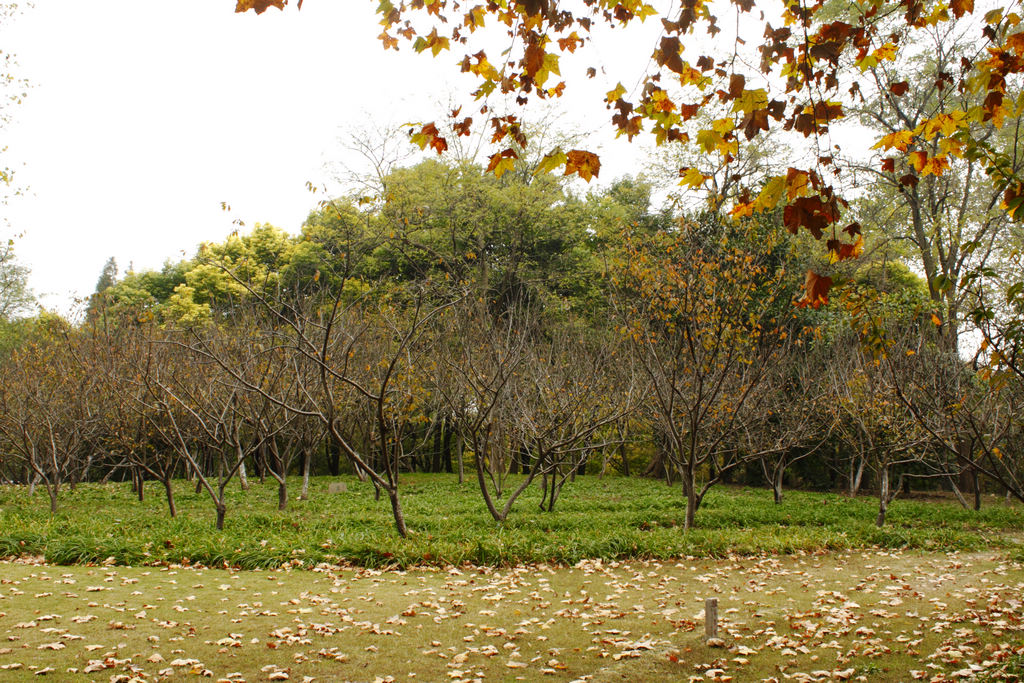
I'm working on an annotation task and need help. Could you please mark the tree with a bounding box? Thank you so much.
[848,23,1024,352]
[0,318,100,513]
[613,219,792,529]
[0,236,32,321]
[238,0,1024,303]
[94,257,119,294]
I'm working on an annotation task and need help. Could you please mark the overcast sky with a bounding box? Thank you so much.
[0,1,672,313]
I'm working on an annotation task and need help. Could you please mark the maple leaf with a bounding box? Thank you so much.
[564,150,601,182]
[732,88,768,115]
[534,149,567,176]
[410,123,448,154]
[235,0,288,13]
[951,0,974,19]
[741,108,770,139]
[783,196,840,238]
[413,28,451,57]
[485,149,518,178]
[890,81,910,96]
[657,36,684,74]
[909,151,949,176]
[828,235,864,262]
[524,39,546,78]
[873,130,915,152]
[679,167,709,189]
[797,270,833,308]
[754,175,785,211]
[728,74,746,99]
[784,168,811,200]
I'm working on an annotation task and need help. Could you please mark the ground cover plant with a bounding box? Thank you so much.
[0,550,1021,681]
[0,475,1021,570]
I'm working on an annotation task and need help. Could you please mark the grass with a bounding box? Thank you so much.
[0,550,1021,681]
[0,474,1021,569]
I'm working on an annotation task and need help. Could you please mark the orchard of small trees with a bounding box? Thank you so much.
[1,149,1022,538]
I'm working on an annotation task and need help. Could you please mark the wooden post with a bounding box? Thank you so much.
[704,597,718,640]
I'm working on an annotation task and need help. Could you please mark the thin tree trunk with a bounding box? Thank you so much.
[457,433,464,485]
[300,449,311,501]
[387,488,408,538]
[876,467,890,528]
[682,464,696,530]
[163,478,177,518]
[849,454,865,497]
[948,475,970,509]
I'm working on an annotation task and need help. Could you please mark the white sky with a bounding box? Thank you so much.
[2,1,674,313]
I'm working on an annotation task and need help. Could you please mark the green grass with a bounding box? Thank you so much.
[0,475,1021,569]
[0,550,1021,681]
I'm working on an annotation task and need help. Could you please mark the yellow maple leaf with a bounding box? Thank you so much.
[679,167,709,189]
[873,130,915,151]
[754,175,786,211]
[731,88,768,115]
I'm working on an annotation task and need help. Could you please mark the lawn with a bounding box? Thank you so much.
[0,476,1022,681]
[0,550,1021,681]
[0,475,1020,569]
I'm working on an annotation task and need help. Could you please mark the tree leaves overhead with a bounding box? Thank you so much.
[235,0,1024,295]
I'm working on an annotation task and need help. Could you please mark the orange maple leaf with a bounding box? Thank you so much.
[796,270,833,308]
[564,150,601,182]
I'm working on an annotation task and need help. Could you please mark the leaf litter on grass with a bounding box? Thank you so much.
[0,550,1021,681]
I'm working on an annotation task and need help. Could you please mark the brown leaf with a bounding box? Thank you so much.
[797,270,833,308]
[523,38,545,78]
[657,36,684,74]
[951,0,974,19]
[728,74,745,99]
[890,81,910,96]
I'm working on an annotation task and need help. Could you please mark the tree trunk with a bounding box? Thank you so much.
[216,505,226,531]
[300,449,311,501]
[682,465,696,530]
[387,488,408,538]
[278,481,287,511]
[442,422,453,474]
[327,440,341,477]
[849,454,864,497]
[876,467,890,528]
[163,478,177,518]
[432,420,443,473]
[475,446,505,522]
[456,433,464,485]
[772,465,784,504]
[948,475,970,509]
